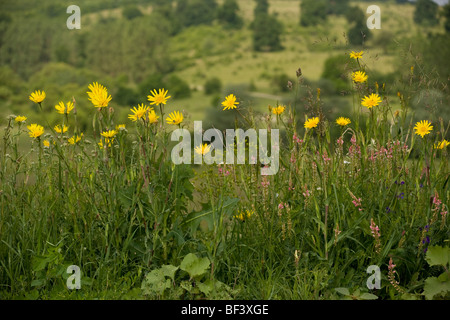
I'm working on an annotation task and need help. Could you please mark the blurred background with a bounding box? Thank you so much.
[0,0,449,134]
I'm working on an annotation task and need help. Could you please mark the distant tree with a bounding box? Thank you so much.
[300,0,328,26]
[443,4,450,32]
[166,75,191,99]
[115,86,140,106]
[252,13,283,52]
[175,0,218,28]
[251,0,282,52]
[204,77,222,95]
[321,55,351,93]
[122,5,143,20]
[217,0,243,29]
[254,0,269,16]
[327,0,350,15]
[414,0,438,26]
[345,6,371,45]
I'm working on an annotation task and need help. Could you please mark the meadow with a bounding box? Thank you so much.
[0,0,449,300]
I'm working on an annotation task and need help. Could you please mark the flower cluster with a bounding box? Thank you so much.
[370,218,381,254]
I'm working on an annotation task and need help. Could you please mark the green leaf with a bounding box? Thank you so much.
[141,269,171,296]
[197,279,214,296]
[423,277,450,300]
[161,264,179,281]
[335,287,350,296]
[30,279,45,287]
[31,256,50,272]
[425,246,450,268]
[180,253,210,279]
[360,293,378,300]
[438,272,449,282]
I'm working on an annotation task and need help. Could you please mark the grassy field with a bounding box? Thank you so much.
[1,0,449,301]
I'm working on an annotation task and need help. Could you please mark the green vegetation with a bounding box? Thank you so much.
[0,0,449,300]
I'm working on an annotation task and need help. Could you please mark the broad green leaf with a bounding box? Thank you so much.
[425,246,450,267]
[141,269,170,296]
[335,287,350,296]
[197,279,214,296]
[360,293,378,300]
[161,264,179,281]
[180,253,210,279]
[423,277,450,300]
[31,279,44,287]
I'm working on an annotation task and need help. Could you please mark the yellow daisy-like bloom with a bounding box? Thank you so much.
[234,209,254,222]
[272,105,286,115]
[336,117,351,127]
[304,117,320,129]
[128,104,151,122]
[351,71,368,83]
[101,129,118,139]
[27,124,44,138]
[100,130,117,148]
[147,109,159,124]
[54,124,69,134]
[166,111,184,125]
[55,101,74,114]
[15,115,27,123]
[222,94,239,110]
[434,139,450,149]
[98,140,104,149]
[68,133,83,145]
[414,120,433,138]
[87,82,112,108]
[361,93,382,109]
[43,140,50,148]
[349,51,363,59]
[194,143,212,155]
[116,124,126,130]
[29,90,46,104]
[148,88,171,105]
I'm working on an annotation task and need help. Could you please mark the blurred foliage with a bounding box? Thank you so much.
[204,77,223,95]
[414,0,439,26]
[300,0,328,27]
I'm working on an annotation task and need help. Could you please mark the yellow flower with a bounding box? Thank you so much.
[361,93,382,109]
[101,129,118,139]
[27,124,44,138]
[148,88,171,105]
[194,143,211,155]
[29,90,46,104]
[43,140,50,148]
[234,209,254,221]
[222,94,239,110]
[166,111,184,125]
[54,124,69,134]
[147,110,159,124]
[68,133,83,145]
[351,71,368,83]
[98,140,104,149]
[434,139,450,149]
[55,101,74,114]
[15,115,27,123]
[116,124,126,130]
[100,130,117,148]
[349,51,363,59]
[128,104,151,122]
[304,117,319,129]
[87,82,112,108]
[272,105,286,115]
[414,120,433,138]
[336,117,351,127]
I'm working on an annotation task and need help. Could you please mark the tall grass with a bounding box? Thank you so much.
[0,51,448,300]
